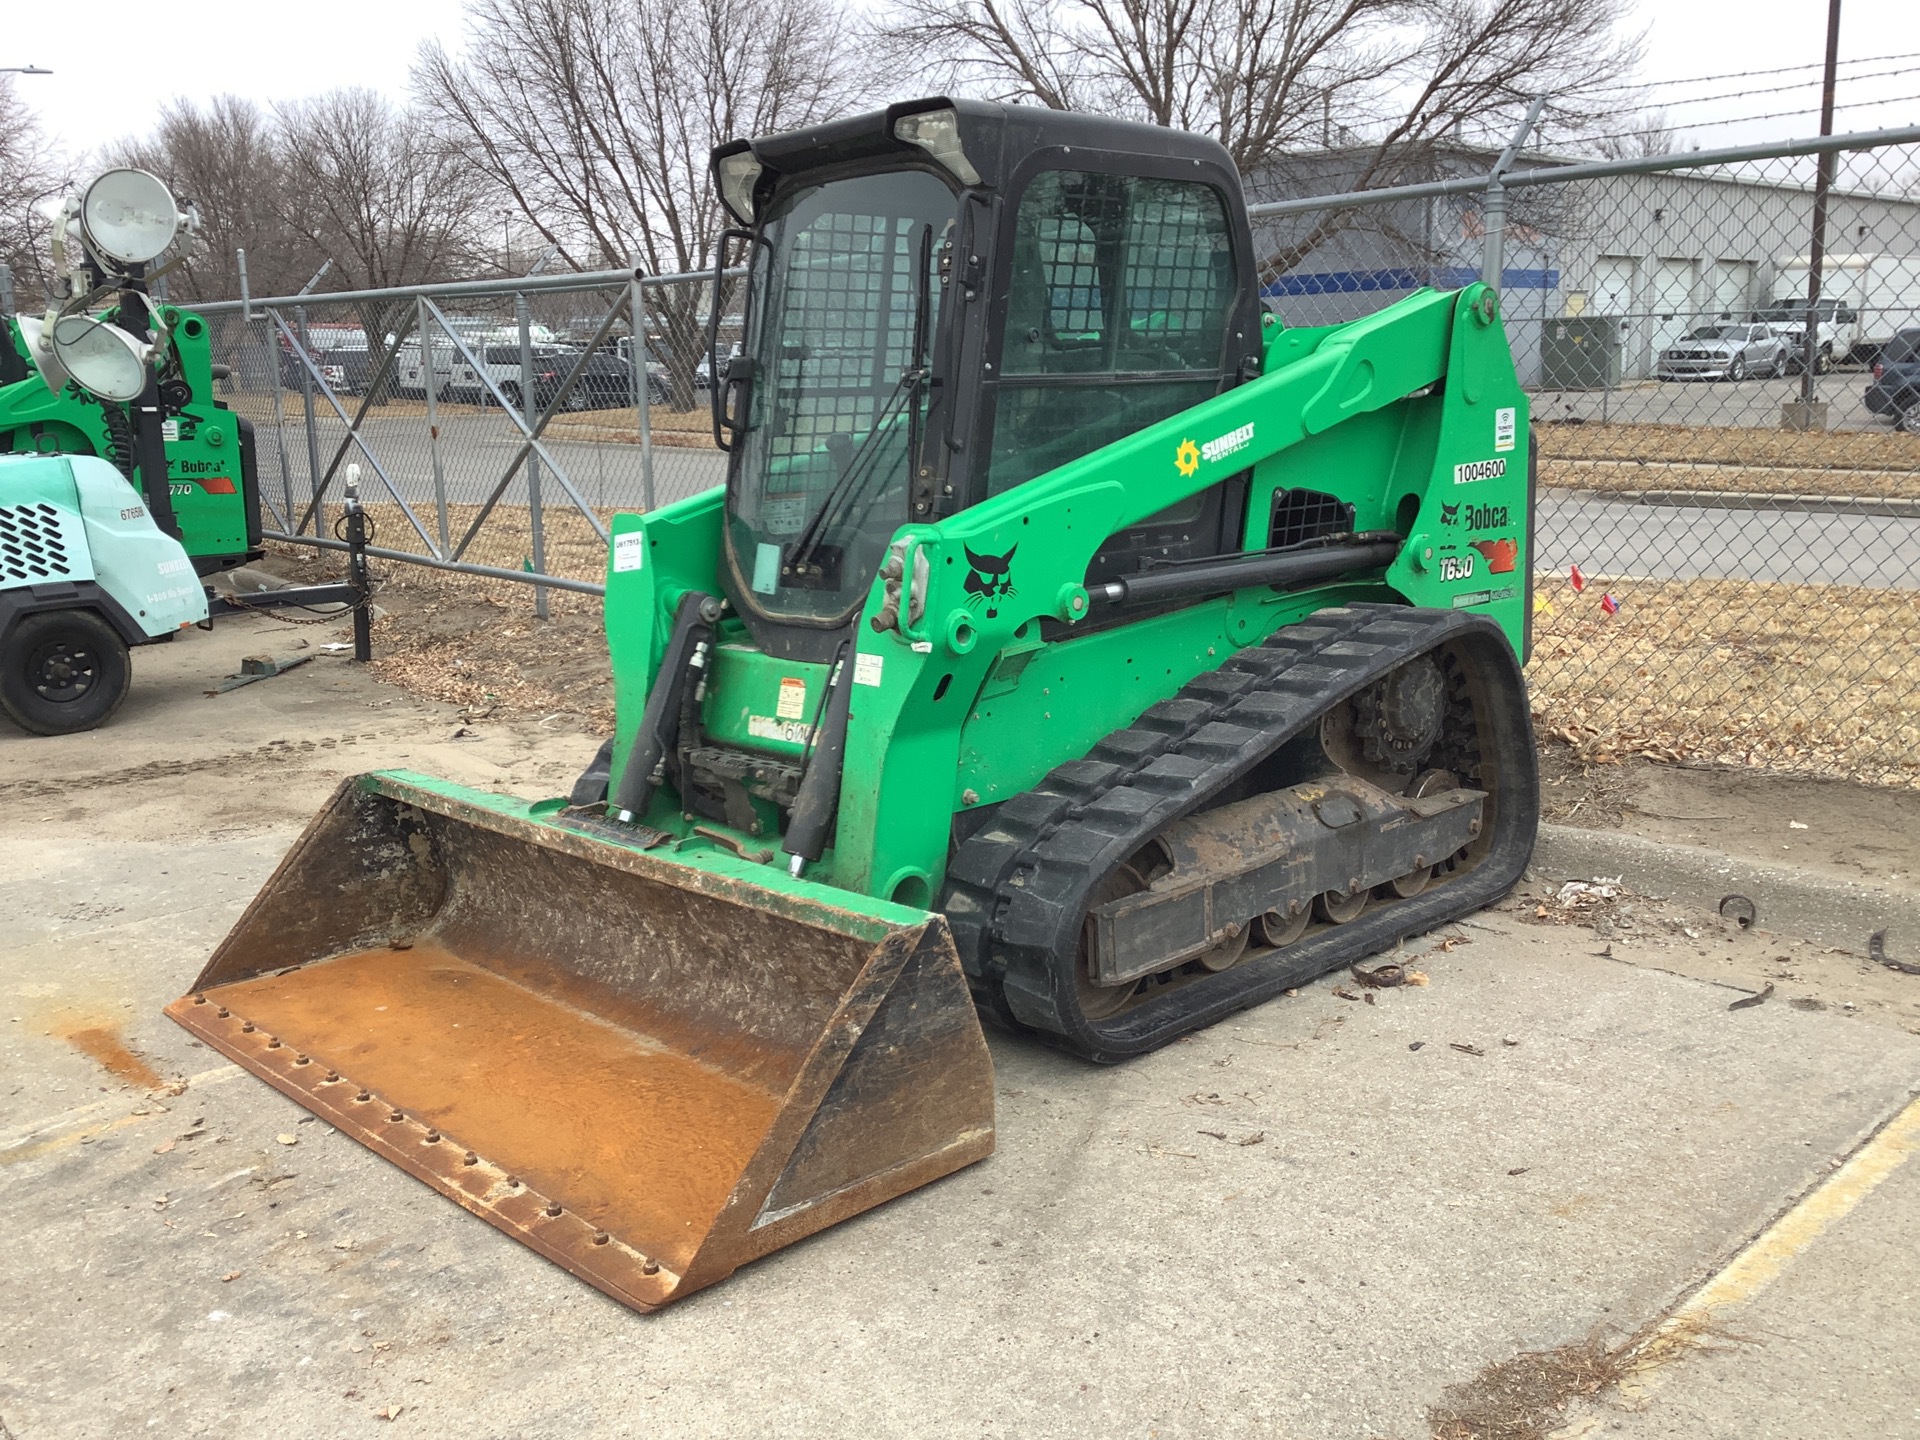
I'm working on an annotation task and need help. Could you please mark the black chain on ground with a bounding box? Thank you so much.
[942,602,1501,1046]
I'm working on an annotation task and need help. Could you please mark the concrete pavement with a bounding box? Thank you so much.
[3,618,1918,1439]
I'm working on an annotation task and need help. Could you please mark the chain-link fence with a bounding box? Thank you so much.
[196,267,729,617]
[1251,123,1920,788]
[195,122,1920,787]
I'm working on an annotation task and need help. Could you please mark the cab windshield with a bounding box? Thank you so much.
[726,168,955,624]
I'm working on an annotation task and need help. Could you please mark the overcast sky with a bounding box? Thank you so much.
[7,0,1917,160]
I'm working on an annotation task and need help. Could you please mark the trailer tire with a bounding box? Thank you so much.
[0,609,132,736]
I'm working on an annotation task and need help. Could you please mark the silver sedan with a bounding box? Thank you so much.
[1657,323,1790,381]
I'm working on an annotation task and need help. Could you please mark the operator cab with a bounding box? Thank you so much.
[708,98,1264,661]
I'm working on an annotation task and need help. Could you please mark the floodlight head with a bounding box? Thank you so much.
[26,313,152,401]
[80,168,183,268]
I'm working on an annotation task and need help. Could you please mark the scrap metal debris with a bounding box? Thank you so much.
[1727,982,1775,1011]
[207,653,313,695]
[1351,962,1409,988]
[1870,931,1920,976]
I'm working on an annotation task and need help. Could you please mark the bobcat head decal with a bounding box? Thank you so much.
[963,544,1018,619]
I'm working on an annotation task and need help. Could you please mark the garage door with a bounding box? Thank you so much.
[1649,259,1696,358]
[1592,256,1635,316]
[1710,260,1755,320]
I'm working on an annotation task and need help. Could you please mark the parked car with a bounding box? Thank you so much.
[1864,327,1920,430]
[280,328,373,396]
[1752,297,1851,374]
[1655,323,1789,381]
[518,349,668,411]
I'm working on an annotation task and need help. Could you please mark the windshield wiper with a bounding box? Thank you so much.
[784,223,936,584]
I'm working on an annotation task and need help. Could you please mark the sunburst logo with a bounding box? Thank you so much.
[1174,439,1200,477]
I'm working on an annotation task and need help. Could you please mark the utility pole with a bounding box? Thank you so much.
[1788,0,1842,428]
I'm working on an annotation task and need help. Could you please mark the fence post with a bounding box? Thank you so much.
[630,266,655,513]
[293,304,325,534]
[419,296,451,557]
[1480,96,1549,296]
[517,291,549,620]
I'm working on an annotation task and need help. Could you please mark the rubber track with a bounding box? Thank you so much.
[939,603,1538,1062]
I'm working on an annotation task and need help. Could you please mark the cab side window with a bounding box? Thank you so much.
[986,171,1239,496]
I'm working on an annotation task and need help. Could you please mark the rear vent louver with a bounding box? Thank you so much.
[1268,488,1356,549]
[0,503,74,582]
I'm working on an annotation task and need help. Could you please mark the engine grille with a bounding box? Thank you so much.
[1268,487,1356,549]
[0,503,74,582]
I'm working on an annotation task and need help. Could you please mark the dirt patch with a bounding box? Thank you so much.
[1537,742,1920,884]
[262,543,615,730]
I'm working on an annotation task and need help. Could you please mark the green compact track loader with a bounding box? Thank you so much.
[171,99,1540,1313]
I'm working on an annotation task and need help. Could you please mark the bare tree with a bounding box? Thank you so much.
[416,0,872,405]
[272,89,482,293]
[1591,107,1677,160]
[879,0,1643,269]
[112,96,324,302]
[0,76,70,306]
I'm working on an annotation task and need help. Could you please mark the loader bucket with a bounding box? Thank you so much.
[164,772,994,1312]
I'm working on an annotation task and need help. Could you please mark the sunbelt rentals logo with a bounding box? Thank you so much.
[1175,422,1255,477]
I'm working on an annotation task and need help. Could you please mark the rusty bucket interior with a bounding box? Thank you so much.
[165,774,994,1312]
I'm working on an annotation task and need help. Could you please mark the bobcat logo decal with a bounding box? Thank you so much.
[963,544,1018,619]
[1468,537,1519,574]
[1439,502,1460,524]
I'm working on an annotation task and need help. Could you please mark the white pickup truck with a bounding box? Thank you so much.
[1757,253,1920,369]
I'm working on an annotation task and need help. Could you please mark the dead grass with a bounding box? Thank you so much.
[1539,422,1920,500]
[1427,1333,1623,1440]
[298,505,1920,791]
[1427,1312,1755,1440]
[219,390,717,447]
[1528,574,1920,787]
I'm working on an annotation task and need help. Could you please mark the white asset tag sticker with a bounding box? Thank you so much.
[752,542,781,595]
[776,676,808,719]
[1494,406,1516,453]
[853,653,884,687]
[160,418,180,443]
[612,532,646,573]
[748,715,812,745]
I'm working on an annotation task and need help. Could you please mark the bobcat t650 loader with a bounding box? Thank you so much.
[170,99,1539,1313]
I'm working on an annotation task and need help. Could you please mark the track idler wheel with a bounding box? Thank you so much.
[1257,903,1309,948]
[1196,925,1252,972]
[1317,884,1369,924]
